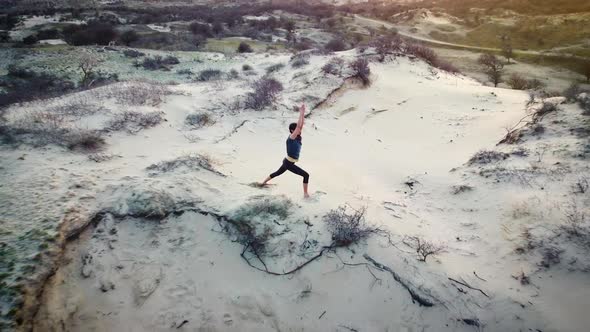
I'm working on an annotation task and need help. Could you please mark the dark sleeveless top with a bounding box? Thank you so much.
[286,136,302,160]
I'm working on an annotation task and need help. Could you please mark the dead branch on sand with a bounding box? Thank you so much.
[363,254,436,307]
[448,277,490,298]
[215,120,249,143]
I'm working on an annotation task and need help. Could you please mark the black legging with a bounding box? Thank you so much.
[270,158,310,183]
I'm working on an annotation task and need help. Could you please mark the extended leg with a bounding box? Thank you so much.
[262,162,288,185]
[286,163,310,197]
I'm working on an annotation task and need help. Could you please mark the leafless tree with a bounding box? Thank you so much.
[403,236,446,262]
[78,52,103,88]
[478,53,504,87]
[500,35,513,64]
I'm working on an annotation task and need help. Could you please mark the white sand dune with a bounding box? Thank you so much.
[2,51,589,331]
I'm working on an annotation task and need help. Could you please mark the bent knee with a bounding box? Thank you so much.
[302,172,310,183]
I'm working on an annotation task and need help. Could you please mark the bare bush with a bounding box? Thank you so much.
[99,82,172,106]
[290,53,310,68]
[451,185,473,195]
[123,49,145,58]
[245,77,284,111]
[1,109,106,152]
[577,93,590,115]
[507,73,528,90]
[266,63,285,74]
[78,52,104,88]
[196,69,223,81]
[65,129,106,151]
[478,53,504,87]
[350,58,371,86]
[434,60,461,74]
[573,177,589,194]
[405,43,438,66]
[139,55,180,71]
[468,150,509,165]
[403,236,446,262]
[323,205,380,247]
[185,112,215,129]
[228,197,293,256]
[45,98,106,118]
[526,78,545,91]
[321,57,344,76]
[324,37,347,52]
[533,102,559,122]
[563,83,582,102]
[105,111,165,133]
[562,202,588,238]
[539,246,563,268]
[371,34,403,62]
[228,69,240,80]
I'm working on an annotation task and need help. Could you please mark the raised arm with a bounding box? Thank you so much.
[290,104,305,139]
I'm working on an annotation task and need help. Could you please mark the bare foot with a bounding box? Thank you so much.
[304,193,310,199]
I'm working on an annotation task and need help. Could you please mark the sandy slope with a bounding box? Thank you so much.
[2,51,589,331]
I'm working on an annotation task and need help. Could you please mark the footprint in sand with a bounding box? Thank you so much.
[304,191,327,202]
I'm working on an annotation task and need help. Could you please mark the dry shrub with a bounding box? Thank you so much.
[146,153,224,176]
[323,205,379,247]
[105,111,164,133]
[99,82,172,106]
[403,236,446,262]
[563,83,581,102]
[322,57,344,76]
[507,73,529,90]
[533,102,558,122]
[197,69,224,82]
[405,43,438,66]
[526,78,545,91]
[229,197,294,255]
[468,150,510,165]
[2,110,105,151]
[44,98,106,119]
[434,59,460,74]
[266,63,285,74]
[65,130,105,151]
[371,34,403,62]
[573,177,589,194]
[349,58,370,86]
[290,53,310,68]
[324,38,347,52]
[185,112,215,129]
[451,185,473,195]
[123,49,145,58]
[245,77,283,111]
[578,93,590,115]
[562,202,588,239]
[539,246,563,268]
[140,55,180,71]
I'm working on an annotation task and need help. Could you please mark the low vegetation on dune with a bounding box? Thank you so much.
[1,1,590,331]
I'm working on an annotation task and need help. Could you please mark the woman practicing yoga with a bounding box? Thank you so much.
[261,104,310,198]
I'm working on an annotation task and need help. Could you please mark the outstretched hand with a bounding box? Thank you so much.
[299,104,306,114]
